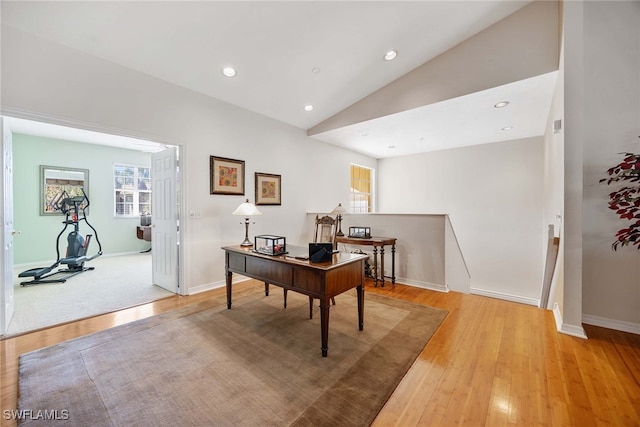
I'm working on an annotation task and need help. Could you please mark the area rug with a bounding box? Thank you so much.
[18,288,447,426]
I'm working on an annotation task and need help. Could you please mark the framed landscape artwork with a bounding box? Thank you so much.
[255,172,281,205]
[210,156,245,195]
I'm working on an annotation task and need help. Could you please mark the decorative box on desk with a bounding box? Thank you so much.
[348,226,371,239]
[254,235,286,255]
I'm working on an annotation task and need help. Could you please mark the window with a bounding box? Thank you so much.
[350,164,374,213]
[114,164,151,217]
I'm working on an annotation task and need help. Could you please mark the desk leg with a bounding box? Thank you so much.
[380,246,386,288]
[320,297,330,357]
[226,270,233,309]
[356,284,364,331]
[373,247,378,287]
[264,282,269,296]
[391,244,396,285]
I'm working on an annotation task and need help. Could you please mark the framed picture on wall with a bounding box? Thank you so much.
[255,172,281,205]
[210,156,245,195]
[40,165,89,215]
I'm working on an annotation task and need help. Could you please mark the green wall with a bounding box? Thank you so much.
[13,133,152,264]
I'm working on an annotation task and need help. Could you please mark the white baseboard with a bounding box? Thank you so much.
[397,277,448,293]
[583,313,640,335]
[470,287,539,307]
[187,276,250,295]
[553,303,588,339]
[187,281,223,295]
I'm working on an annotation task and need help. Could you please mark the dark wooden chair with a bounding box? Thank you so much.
[313,214,338,249]
[281,214,338,318]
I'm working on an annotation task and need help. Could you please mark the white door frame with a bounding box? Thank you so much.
[1,117,15,335]
[0,112,187,333]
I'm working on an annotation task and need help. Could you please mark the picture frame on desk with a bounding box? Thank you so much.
[255,172,281,205]
[210,156,245,195]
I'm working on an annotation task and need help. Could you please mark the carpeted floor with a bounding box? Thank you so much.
[8,253,173,336]
[18,287,447,426]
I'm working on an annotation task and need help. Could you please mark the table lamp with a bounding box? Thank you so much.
[330,203,348,237]
[233,199,262,246]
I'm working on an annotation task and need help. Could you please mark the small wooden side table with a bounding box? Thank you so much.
[336,236,397,287]
[136,225,152,252]
[136,225,152,242]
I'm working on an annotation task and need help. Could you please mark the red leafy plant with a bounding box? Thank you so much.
[599,148,640,250]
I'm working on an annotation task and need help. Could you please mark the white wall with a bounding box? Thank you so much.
[378,137,544,305]
[0,26,377,292]
[12,133,153,264]
[580,1,640,333]
[561,0,587,337]
[543,14,565,319]
[306,213,450,290]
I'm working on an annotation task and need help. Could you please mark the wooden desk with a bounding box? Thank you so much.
[335,236,396,287]
[223,245,367,357]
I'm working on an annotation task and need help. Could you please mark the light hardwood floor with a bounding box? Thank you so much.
[1,279,639,426]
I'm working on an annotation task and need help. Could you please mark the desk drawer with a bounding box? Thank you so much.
[227,252,246,272]
[293,269,323,294]
[247,257,293,285]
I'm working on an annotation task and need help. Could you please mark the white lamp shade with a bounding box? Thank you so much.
[330,203,348,215]
[233,199,262,216]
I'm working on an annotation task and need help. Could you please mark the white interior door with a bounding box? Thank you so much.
[1,118,15,334]
[151,147,178,293]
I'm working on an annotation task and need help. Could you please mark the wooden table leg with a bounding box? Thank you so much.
[356,284,364,331]
[264,282,269,296]
[373,246,378,287]
[391,244,396,285]
[226,270,233,309]
[380,245,386,287]
[320,297,330,357]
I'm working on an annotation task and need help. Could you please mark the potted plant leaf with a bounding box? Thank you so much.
[599,144,640,250]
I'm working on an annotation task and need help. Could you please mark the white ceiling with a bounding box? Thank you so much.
[1,0,554,158]
[314,71,557,158]
[4,116,167,153]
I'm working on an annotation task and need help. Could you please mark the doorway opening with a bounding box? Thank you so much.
[1,116,183,336]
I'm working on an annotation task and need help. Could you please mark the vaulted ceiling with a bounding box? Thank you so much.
[1,1,558,158]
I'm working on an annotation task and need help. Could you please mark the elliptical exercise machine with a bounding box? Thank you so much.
[19,187,103,286]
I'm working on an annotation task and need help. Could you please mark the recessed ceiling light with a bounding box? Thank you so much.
[222,67,236,77]
[388,145,396,149]
[502,126,514,131]
[383,49,398,61]
[312,67,321,74]
[494,101,509,108]
[304,105,314,112]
